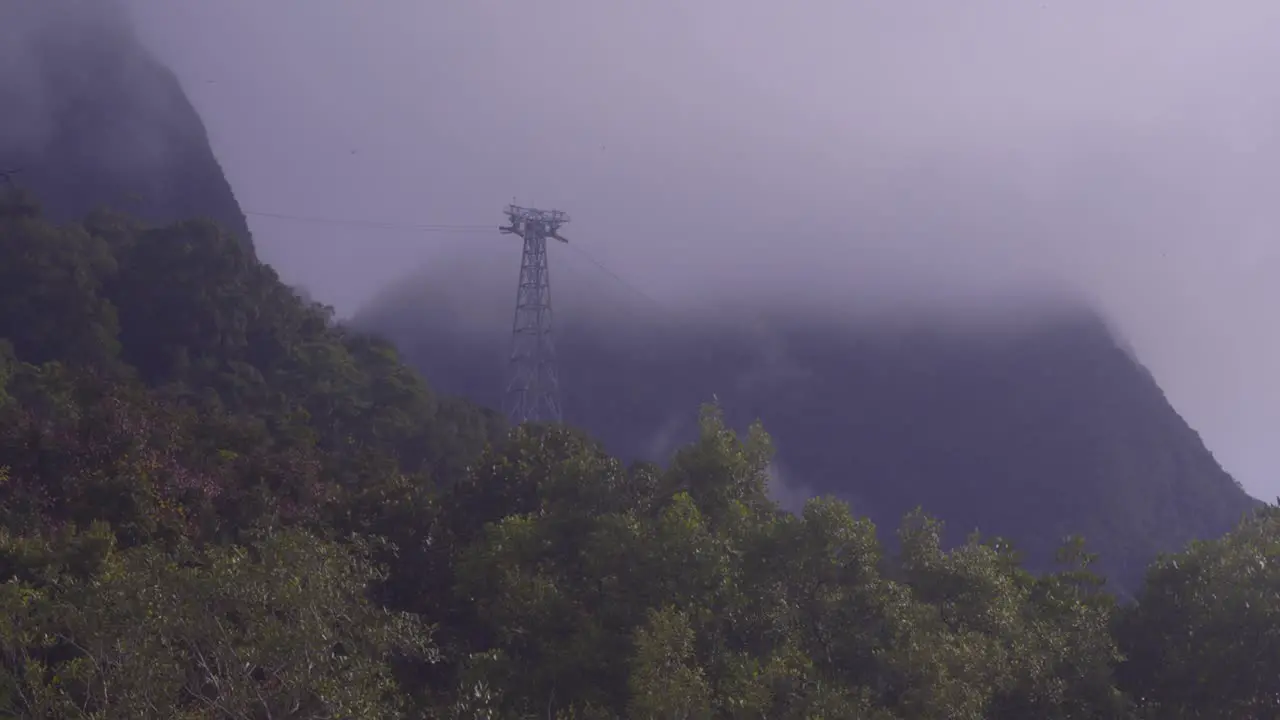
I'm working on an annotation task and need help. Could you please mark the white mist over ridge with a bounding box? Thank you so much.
[61,0,1280,495]
[1,0,136,150]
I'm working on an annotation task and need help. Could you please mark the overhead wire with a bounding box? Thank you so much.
[242,205,676,314]
[243,209,494,233]
[560,242,673,314]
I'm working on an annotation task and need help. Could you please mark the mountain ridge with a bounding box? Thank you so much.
[0,0,251,250]
[353,270,1259,594]
[1,5,1278,713]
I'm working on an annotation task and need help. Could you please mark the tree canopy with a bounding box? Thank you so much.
[0,190,1275,717]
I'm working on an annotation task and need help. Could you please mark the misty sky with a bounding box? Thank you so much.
[120,0,1279,496]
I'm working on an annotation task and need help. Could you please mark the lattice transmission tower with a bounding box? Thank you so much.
[499,204,569,425]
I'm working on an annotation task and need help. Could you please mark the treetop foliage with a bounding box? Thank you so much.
[0,191,1275,717]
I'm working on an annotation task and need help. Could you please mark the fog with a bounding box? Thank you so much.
[0,0,129,149]
[7,0,1278,495]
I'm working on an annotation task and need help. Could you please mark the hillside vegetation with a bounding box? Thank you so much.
[0,189,1277,717]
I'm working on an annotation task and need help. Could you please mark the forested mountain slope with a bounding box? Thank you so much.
[2,188,1279,716]
[1,3,1277,712]
[0,1,252,249]
[354,257,1260,595]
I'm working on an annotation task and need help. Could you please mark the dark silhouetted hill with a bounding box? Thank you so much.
[353,260,1260,594]
[0,1,251,250]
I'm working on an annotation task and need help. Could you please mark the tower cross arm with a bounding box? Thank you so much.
[500,203,570,425]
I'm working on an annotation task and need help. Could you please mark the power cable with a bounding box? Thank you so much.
[562,242,674,315]
[243,205,677,315]
[244,209,493,233]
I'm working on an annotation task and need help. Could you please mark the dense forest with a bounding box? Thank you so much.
[1,187,1278,718]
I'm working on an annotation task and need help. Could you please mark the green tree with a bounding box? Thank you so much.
[0,199,120,368]
[0,528,432,719]
[1119,505,1280,719]
[627,607,713,720]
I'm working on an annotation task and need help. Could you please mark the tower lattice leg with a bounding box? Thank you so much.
[500,205,569,425]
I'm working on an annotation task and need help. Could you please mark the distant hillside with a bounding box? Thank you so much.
[0,1,251,250]
[354,262,1260,594]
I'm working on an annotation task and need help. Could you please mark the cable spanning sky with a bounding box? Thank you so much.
[113,0,1280,496]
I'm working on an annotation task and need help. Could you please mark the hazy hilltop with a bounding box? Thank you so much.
[2,4,1280,715]
[354,256,1261,594]
[0,0,251,249]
